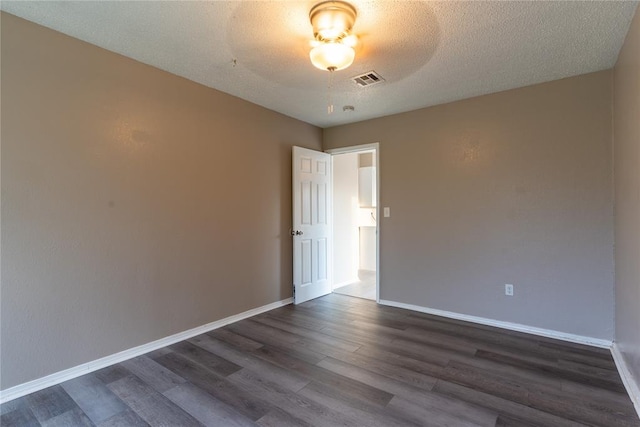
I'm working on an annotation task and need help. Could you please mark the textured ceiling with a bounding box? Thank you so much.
[2,1,637,128]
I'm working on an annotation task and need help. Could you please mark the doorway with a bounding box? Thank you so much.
[329,145,379,301]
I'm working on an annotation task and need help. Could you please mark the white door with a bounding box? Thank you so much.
[292,146,332,304]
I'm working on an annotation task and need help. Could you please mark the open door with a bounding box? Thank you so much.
[292,146,332,304]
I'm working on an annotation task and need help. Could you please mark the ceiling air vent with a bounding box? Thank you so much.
[352,71,385,88]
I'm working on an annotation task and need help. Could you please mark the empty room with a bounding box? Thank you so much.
[1,1,639,426]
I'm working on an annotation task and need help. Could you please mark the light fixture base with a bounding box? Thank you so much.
[309,1,357,42]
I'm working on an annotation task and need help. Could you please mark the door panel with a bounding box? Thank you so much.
[301,181,312,225]
[292,146,332,304]
[317,238,327,281]
[301,239,312,285]
[317,182,327,224]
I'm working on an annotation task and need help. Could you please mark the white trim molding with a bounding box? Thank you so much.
[611,343,640,419]
[378,299,613,349]
[0,298,293,404]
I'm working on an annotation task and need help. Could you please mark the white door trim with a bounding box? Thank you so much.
[326,143,380,303]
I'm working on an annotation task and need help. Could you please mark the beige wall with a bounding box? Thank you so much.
[324,70,614,340]
[2,6,631,394]
[0,13,322,390]
[614,5,640,393]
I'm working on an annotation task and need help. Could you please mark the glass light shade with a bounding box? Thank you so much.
[309,42,355,71]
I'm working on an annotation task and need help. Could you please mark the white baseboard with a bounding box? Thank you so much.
[0,297,293,404]
[378,299,612,349]
[611,343,640,419]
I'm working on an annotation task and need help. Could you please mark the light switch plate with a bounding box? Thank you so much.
[383,207,390,217]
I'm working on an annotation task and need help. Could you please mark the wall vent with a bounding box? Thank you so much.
[351,71,385,88]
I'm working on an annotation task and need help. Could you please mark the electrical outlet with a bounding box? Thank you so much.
[505,284,514,296]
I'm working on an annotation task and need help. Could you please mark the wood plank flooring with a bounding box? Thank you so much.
[2,293,639,426]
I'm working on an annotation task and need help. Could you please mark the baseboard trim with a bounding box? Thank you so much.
[0,297,293,404]
[378,299,612,349]
[611,343,640,419]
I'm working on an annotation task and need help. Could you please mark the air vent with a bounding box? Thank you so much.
[351,71,385,88]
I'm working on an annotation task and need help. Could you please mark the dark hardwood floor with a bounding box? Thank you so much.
[2,293,639,426]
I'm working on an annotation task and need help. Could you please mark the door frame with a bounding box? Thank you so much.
[325,143,380,303]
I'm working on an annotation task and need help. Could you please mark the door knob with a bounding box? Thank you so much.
[291,230,304,236]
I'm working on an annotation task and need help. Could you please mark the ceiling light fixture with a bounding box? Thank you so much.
[310,41,355,72]
[309,1,358,72]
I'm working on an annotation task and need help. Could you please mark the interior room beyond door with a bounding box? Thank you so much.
[332,150,377,301]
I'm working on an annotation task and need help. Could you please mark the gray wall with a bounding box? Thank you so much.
[614,5,640,392]
[324,71,615,340]
[0,13,322,390]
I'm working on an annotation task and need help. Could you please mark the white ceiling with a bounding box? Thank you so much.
[2,1,637,128]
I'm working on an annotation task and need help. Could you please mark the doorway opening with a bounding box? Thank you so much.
[329,145,379,301]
